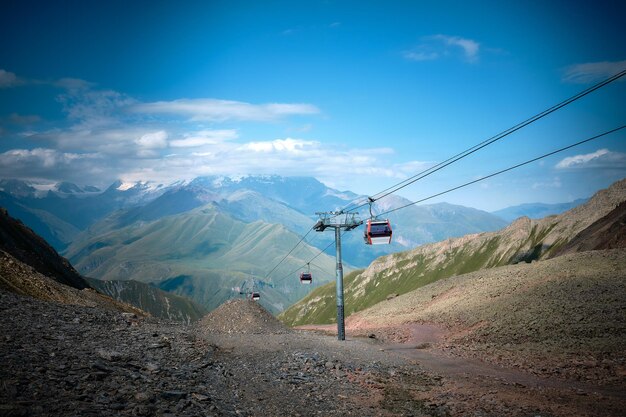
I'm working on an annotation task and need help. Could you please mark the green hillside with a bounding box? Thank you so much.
[279,236,507,326]
[86,277,207,323]
[280,180,626,326]
[66,203,339,313]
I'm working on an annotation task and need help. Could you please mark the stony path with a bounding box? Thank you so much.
[2,290,624,417]
[1,290,233,417]
[0,291,439,416]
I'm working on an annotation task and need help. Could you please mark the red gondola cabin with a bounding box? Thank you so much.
[251,292,260,301]
[364,219,392,245]
[300,272,312,284]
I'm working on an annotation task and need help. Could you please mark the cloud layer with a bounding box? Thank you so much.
[403,35,480,63]
[555,148,626,169]
[131,99,320,122]
[0,70,429,188]
[562,60,626,84]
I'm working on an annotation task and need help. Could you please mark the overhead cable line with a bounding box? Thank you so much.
[340,69,626,215]
[269,125,623,286]
[273,238,337,283]
[378,125,626,217]
[263,70,625,283]
[263,226,315,280]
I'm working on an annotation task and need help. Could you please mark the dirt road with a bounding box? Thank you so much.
[295,323,626,416]
[3,290,624,416]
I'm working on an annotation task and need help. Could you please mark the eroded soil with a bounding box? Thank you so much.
[2,289,624,417]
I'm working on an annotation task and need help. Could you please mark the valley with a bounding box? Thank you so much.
[3,4,625,416]
[1,176,625,416]
[1,175,510,314]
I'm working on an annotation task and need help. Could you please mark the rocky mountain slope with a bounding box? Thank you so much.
[0,250,142,314]
[0,207,90,290]
[280,178,626,326]
[549,200,626,257]
[345,249,626,385]
[0,207,207,322]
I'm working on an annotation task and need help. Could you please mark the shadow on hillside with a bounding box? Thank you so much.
[510,243,551,264]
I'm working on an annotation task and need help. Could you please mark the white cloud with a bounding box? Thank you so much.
[0,148,100,181]
[555,148,626,169]
[0,69,21,88]
[563,60,626,84]
[239,138,317,153]
[1,73,420,188]
[431,35,480,62]
[556,149,609,168]
[403,51,440,62]
[404,35,481,63]
[170,129,239,148]
[135,131,168,149]
[131,98,320,122]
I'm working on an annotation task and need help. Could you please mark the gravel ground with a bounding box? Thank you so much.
[348,249,626,386]
[3,276,625,417]
[0,290,442,417]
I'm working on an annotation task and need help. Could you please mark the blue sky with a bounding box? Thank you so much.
[0,0,625,211]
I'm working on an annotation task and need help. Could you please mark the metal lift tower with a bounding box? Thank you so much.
[314,212,362,341]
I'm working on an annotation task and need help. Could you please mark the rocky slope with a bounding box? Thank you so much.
[0,250,143,314]
[197,299,289,335]
[0,207,209,322]
[345,249,626,385]
[0,289,432,417]
[281,178,626,326]
[549,200,626,257]
[3,286,623,417]
[0,207,90,290]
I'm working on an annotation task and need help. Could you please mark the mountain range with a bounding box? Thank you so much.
[2,174,569,315]
[280,178,626,326]
[0,176,508,265]
[491,198,589,222]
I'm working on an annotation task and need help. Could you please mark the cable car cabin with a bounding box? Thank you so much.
[300,272,312,284]
[364,219,393,245]
[251,292,260,301]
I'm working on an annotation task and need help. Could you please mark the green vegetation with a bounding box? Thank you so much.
[280,236,507,326]
[67,204,341,314]
[86,277,207,323]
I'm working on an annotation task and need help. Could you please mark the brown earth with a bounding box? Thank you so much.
[2,274,625,416]
[197,298,290,335]
[344,249,626,386]
[0,249,144,315]
[550,200,626,257]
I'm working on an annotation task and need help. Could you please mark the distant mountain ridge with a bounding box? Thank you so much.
[280,178,626,326]
[64,203,340,314]
[0,175,508,268]
[2,174,513,315]
[492,198,589,222]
